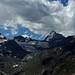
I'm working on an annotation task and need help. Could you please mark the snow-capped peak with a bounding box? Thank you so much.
[45,31,64,41]
[48,31,56,39]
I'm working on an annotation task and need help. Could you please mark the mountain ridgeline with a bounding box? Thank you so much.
[0,31,75,75]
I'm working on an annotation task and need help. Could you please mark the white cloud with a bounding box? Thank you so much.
[0,0,75,36]
[4,33,9,36]
[11,28,18,35]
[25,31,28,34]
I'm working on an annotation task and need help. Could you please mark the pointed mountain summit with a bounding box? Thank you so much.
[45,31,65,41]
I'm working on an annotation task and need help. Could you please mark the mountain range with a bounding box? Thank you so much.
[0,31,75,75]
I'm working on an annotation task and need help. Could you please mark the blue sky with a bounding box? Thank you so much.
[0,0,75,39]
[0,25,45,40]
[49,0,68,6]
[49,0,68,5]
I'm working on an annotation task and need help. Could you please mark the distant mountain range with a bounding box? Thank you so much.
[0,31,65,58]
[0,31,75,75]
[0,31,74,58]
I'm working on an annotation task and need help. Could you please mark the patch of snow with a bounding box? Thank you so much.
[26,55,33,60]
[22,34,29,38]
[0,35,4,39]
[0,39,7,43]
[32,42,36,44]
[37,41,49,48]
[13,64,19,68]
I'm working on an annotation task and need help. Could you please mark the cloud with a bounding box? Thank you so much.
[0,0,75,36]
[4,33,9,36]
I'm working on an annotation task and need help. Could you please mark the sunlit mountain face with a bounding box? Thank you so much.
[0,0,75,40]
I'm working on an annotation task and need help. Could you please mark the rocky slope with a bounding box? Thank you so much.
[0,32,75,75]
[11,39,75,75]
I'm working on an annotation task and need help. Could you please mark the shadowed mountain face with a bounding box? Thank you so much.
[12,39,75,75]
[0,31,75,75]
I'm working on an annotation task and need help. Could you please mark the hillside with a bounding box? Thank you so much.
[0,32,75,75]
[12,39,75,75]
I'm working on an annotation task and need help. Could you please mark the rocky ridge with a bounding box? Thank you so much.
[0,31,75,75]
